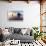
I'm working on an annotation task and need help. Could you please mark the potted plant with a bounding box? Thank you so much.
[32,27,43,40]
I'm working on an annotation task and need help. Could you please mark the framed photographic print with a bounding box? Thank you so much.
[8,11,23,21]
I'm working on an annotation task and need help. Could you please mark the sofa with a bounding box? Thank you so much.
[2,27,34,43]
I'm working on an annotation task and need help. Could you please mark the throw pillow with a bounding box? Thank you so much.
[21,28,27,35]
[14,28,21,33]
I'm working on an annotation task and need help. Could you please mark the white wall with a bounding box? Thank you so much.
[0,1,40,28]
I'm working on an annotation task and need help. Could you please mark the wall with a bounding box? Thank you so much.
[0,1,40,28]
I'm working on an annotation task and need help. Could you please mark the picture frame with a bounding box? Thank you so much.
[8,11,23,21]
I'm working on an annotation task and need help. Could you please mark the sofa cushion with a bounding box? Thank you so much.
[8,33,34,43]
